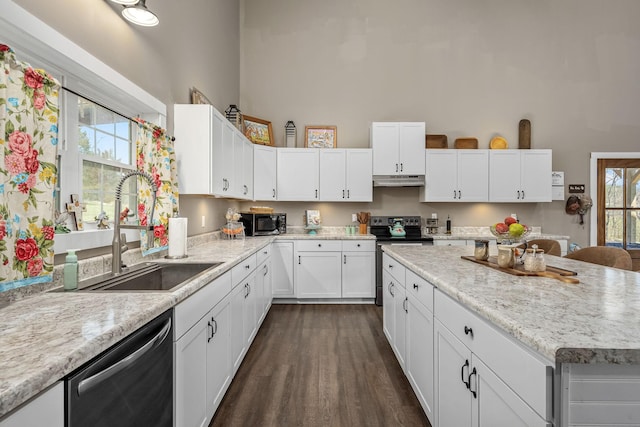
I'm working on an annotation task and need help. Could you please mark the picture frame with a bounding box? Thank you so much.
[305,126,337,148]
[243,115,274,146]
[190,87,212,105]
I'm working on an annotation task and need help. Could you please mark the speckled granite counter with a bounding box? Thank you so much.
[426,225,570,242]
[382,245,640,365]
[0,233,374,418]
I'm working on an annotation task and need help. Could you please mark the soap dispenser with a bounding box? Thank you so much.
[64,249,78,291]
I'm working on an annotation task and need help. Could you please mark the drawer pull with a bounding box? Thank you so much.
[357,243,360,247]
[389,282,395,297]
[461,359,470,389]
[403,297,408,313]
[468,367,478,398]
[464,326,473,337]
[344,255,347,264]
[413,283,418,290]
[388,264,393,268]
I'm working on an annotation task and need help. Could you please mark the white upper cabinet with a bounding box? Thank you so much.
[489,150,552,202]
[174,104,255,200]
[319,149,373,202]
[422,149,489,202]
[277,148,320,201]
[253,145,277,201]
[371,122,426,175]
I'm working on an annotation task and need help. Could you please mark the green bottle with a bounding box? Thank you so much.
[63,249,78,291]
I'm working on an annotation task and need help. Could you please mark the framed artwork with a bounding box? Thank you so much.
[243,115,274,146]
[190,87,212,105]
[305,126,337,148]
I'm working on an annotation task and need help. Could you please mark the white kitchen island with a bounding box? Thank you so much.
[382,244,640,427]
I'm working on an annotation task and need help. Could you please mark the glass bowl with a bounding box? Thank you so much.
[489,224,531,243]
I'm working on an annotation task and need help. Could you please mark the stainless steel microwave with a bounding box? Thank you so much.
[239,213,286,236]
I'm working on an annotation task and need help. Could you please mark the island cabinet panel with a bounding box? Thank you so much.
[0,382,63,427]
[434,290,553,425]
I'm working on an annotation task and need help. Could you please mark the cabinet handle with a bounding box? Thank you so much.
[245,264,250,269]
[272,188,276,198]
[315,189,318,198]
[400,163,403,172]
[347,189,350,198]
[521,190,525,200]
[357,243,360,247]
[212,317,218,336]
[298,256,301,265]
[395,163,399,173]
[244,184,248,194]
[263,264,269,276]
[388,264,393,269]
[468,367,478,398]
[389,282,395,297]
[461,359,470,388]
[517,190,521,199]
[464,326,473,337]
[244,283,249,298]
[342,189,345,199]
[344,254,347,264]
[413,283,418,290]
[403,297,408,313]
[318,243,322,247]
[458,190,461,199]
[453,190,457,199]
[207,320,214,342]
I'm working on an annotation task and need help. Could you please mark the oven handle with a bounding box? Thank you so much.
[77,318,172,396]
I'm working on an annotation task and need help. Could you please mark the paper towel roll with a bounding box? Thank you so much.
[168,217,188,258]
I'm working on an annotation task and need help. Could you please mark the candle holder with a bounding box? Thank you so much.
[285,120,296,148]
[225,104,243,131]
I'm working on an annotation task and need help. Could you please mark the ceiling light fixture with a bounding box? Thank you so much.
[109,0,139,5]
[121,0,159,27]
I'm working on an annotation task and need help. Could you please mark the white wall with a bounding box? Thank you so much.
[240,0,640,246]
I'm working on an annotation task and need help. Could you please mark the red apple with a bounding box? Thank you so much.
[504,216,517,226]
[495,222,509,233]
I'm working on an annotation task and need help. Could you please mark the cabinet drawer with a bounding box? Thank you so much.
[174,271,232,340]
[296,240,342,252]
[382,253,405,285]
[256,244,271,265]
[405,269,433,312]
[435,290,553,420]
[231,254,257,286]
[342,240,375,252]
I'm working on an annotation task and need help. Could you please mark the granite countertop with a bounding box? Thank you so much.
[382,245,640,365]
[426,226,570,241]
[0,232,374,418]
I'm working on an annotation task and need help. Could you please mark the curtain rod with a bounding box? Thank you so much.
[60,85,175,141]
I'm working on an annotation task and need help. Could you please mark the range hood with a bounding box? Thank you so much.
[373,175,425,187]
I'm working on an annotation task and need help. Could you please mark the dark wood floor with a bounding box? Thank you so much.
[210,304,431,427]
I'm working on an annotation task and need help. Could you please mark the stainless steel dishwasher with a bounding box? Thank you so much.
[65,309,173,427]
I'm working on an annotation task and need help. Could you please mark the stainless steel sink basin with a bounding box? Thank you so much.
[73,261,222,292]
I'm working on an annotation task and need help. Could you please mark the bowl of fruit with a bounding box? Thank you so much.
[490,216,530,243]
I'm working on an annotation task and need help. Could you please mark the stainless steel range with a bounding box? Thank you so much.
[370,216,434,306]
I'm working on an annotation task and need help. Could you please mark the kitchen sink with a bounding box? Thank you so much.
[69,261,223,292]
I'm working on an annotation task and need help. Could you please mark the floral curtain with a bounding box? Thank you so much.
[134,119,178,255]
[0,45,59,291]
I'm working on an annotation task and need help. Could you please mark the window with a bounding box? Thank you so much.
[597,159,640,251]
[59,94,138,225]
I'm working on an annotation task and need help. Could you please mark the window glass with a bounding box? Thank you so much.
[604,167,624,208]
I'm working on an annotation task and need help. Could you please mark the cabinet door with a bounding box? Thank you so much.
[434,320,473,427]
[407,295,435,424]
[346,149,373,201]
[243,272,258,346]
[242,139,254,200]
[393,285,407,369]
[489,150,521,202]
[342,251,375,297]
[371,122,400,175]
[253,145,277,201]
[175,317,209,427]
[319,149,346,201]
[0,382,63,427]
[472,357,549,427]
[382,269,396,344]
[205,298,231,420]
[174,104,213,195]
[256,259,272,325]
[230,282,246,374]
[296,251,342,298]
[272,241,295,297]
[228,131,245,198]
[277,148,319,200]
[423,150,458,201]
[520,150,551,202]
[398,122,426,175]
[457,150,489,202]
[219,118,236,197]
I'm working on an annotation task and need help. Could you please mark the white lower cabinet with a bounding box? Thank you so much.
[255,249,272,325]
[406,294,435,422]
[393,282,407,369]
[0,382,63,427]
[342,240,375,298]
[296,241,342,298]
[271,240,295,297]
[174,247,272,427]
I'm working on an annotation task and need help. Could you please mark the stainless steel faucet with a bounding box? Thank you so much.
[112,171,158,274]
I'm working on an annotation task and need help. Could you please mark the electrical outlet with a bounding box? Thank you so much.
[352,213,357,222]
[201,215,205,227]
